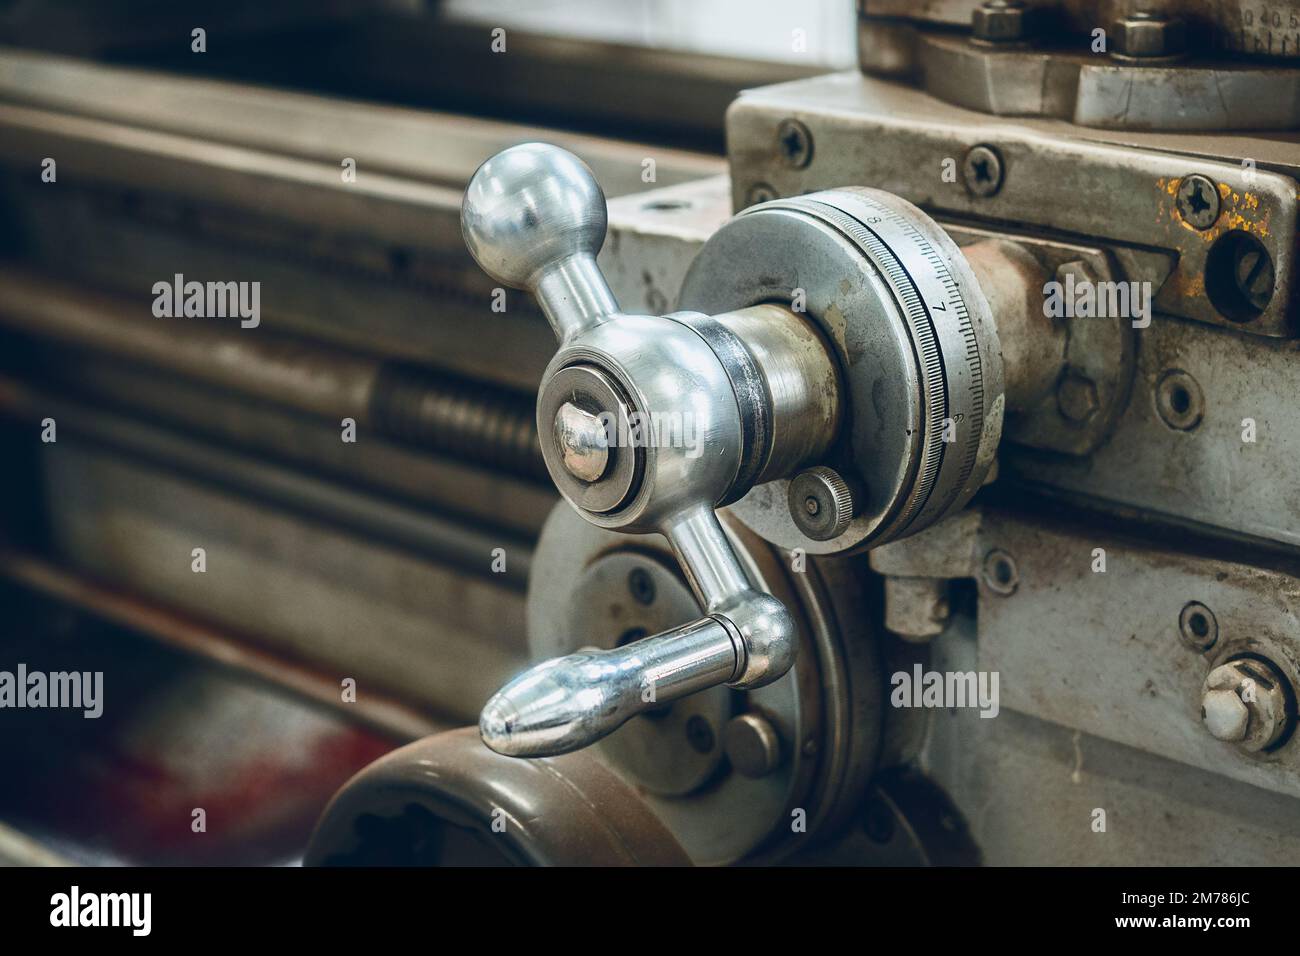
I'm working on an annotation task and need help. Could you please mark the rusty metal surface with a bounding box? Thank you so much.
[875,505,1300,799]
[975,507,1300,799]
[1004,315,1300,549]
[727,72,1297,337]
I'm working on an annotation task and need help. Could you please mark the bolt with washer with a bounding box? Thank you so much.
[1201,658,1293,752]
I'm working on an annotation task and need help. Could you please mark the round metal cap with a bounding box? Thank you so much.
[789,466,856,541]
[537,364,642,514]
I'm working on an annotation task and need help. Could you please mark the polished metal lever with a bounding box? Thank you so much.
[461,143,618,346]
[461,144,842,757]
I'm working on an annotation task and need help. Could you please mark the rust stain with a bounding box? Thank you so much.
[1162,267,1205,300]
[1158,176,1272,243]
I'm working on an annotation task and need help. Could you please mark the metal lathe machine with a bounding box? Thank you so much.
[0,0,1297,867]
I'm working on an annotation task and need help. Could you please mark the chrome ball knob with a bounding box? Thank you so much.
[461,142,609,290]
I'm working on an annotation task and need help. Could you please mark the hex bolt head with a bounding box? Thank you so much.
[788,466,855,541]
[1202,689,1250,741]
[1201,658,1293,753]
[1176,174,1221,231]
[1111,11,1187,59]
[972,0,1030,43]
[776,118,813,169]
[962,145,1004,197]
[554,401,610,483]
[723,712,783,778]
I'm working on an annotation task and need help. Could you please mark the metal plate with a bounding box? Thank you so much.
[726,71,1297,338]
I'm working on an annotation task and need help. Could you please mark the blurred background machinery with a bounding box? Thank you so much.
[0,0,1298,865]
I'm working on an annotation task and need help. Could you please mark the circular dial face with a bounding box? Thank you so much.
[679,186,1003,554]
[1206,1,1300,58]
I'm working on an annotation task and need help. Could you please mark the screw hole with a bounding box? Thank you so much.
[1206,230,1274,322]
[1155,369,1204,431]
[685,715,715,753]
[1178,601,1218,651]
[641,199,692,212]
[627,568,655,605]
[1170,386,1190,415]
[982,548,1019,595]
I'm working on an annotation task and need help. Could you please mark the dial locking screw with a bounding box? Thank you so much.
[788,466,855,541]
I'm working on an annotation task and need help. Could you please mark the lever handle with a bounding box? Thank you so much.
[461,142,618,344]
[479,616,740,757]
[462,145,798,757]
[477,505,793,757]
